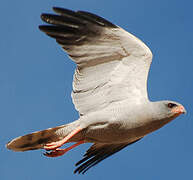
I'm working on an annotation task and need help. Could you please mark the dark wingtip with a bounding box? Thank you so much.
[76,11,117,28]
[41,13,48,20]
[52,6,59,11]
[73,139,143,174]
[52,7,117,28]
[52,6,65,12]
[52,7,76,16]
[40,14,50,23]
[38,25,47,32]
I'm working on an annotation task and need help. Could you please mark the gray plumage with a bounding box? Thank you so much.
[6,7,186,174]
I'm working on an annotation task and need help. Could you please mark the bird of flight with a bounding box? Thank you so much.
[6,7,186,174]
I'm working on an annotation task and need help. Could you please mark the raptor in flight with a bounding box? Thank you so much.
[7,7,186,174]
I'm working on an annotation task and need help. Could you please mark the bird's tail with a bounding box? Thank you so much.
[6,123,78,152]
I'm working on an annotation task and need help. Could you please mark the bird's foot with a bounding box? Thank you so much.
[44,140,85,158]
[44,148,67,157]
[43,126,82,150]
[44,141,64,150]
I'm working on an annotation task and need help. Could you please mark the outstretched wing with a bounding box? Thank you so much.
[74,138,142,174]
[39,7,153,115]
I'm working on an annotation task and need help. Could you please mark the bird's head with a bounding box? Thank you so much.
[151,100,186,121]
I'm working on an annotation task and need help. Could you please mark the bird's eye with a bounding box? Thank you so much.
[167,103,177,108]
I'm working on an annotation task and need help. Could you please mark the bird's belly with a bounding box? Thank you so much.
[83,121,146,143]
[84,117,168,143]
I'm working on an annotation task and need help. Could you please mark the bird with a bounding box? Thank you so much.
[6,7,186,174]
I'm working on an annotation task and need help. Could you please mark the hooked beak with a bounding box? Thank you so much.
[171,105,186,115]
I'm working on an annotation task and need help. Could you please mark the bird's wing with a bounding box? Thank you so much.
[39,7,153,115]
[74,138,142,174]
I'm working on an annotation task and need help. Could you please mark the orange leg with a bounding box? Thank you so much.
[44,126,82,150]
[44,140,85,157]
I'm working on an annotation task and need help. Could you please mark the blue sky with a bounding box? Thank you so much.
[1,0,193,179]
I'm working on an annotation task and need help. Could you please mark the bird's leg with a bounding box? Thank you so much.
[44,140,85,157]
[43,126,82,150]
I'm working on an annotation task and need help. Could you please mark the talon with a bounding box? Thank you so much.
[43,152,51,156]
[43,141,85,158]
[44,149,67,157]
